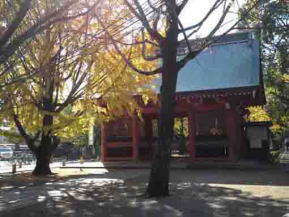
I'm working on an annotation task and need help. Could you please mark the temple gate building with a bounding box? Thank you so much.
[100,32,266,162]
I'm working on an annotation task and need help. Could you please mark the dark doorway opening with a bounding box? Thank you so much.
[195,110,229,158]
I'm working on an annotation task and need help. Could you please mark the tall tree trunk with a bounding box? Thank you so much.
[32,135,59,175]
[33,151,52,175]
[146,72,177,196]
[33,137,52,175]
[146,21,179,197]
[32,112,59,175]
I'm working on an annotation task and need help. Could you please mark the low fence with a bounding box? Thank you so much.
[6,151,35,165]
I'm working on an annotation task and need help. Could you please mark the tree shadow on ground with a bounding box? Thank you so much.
[169,169,289,186]
[0,169,288,217]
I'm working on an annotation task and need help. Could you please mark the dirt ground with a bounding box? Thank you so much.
[0,168,289,217]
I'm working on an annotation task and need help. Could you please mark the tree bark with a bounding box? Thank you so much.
[33,151,52,175]
[146,66,178,197]
[32,135,58,175]
[146,62,178,197]
[32,112,58,175]
[31,93,58,175]
[146,17,179,197]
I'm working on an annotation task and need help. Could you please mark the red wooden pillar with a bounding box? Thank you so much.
[132,115,140,160]
[188,109,196,161]
[225,109,237,161]
[100,123,108,162]
[234,111,243,159]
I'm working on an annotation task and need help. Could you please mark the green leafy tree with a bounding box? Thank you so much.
[239,0,289,134]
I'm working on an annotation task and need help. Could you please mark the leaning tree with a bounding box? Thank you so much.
[95,0,259,197]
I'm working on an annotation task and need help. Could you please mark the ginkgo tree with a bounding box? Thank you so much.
[0,1,157,175]
[0,0,101,86]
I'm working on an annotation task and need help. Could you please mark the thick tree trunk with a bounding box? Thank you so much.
[32,134,59,176]
[146,26,179,197]
[32,106,58,175]
[33,151,52,175]
[146,68,178,197]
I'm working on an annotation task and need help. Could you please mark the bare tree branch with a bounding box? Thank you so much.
[176,0,190,15]
[140,28,161,61]
[13,113,38,152]
[181,0,224,33]
[178,0,259,71]
[95,13,161,76]
[0,0,101,68]
[0,0,32,49]
[123,0,164,42]
[205,1,232,39]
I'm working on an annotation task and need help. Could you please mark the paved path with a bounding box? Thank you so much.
[0,157,280,174]
[0,161,63,174]
[0,168,288,217]
[61,159,277,170]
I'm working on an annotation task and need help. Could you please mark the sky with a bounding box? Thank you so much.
[179,0,247,37]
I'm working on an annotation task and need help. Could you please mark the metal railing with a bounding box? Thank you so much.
[7,151,35,165]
